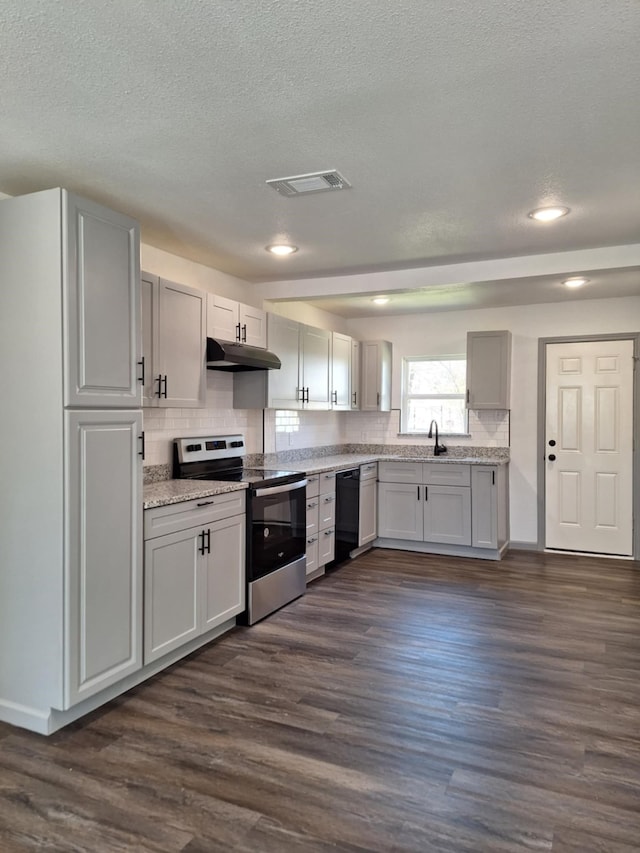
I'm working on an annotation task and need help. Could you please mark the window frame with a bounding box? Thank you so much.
[401,354,468,435]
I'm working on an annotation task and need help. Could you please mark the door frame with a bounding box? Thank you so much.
[537,333,639,558]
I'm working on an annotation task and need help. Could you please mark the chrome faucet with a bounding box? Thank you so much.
[427,420,447,456]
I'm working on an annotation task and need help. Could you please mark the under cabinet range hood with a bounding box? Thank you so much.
[206,337,281,372]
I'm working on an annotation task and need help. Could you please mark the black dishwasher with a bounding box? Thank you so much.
[331,468,360,567]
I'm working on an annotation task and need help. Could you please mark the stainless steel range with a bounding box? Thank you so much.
[172,435,307,624]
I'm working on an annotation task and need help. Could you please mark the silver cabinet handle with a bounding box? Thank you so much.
[323,495,334,503]
[307,501,318,509]
[307,536,318,544]
[324,530,333,536]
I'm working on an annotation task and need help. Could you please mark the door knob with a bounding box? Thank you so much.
[548,439,556,447]
[548,454,556,461]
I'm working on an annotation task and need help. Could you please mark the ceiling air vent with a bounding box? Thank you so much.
[266,170,351,197]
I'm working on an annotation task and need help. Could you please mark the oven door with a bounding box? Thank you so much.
[248,480,307,581]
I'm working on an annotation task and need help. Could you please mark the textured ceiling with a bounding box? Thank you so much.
[1,1,640,304]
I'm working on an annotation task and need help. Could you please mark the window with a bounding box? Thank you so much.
[402,356,467,434]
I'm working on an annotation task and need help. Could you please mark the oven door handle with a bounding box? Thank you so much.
[253,479,308,497]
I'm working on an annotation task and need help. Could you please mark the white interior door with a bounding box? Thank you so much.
[545,340,634,556]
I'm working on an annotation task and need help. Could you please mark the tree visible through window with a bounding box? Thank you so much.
[402,356,467,434]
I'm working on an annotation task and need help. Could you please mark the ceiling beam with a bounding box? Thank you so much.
[258,244,640,300]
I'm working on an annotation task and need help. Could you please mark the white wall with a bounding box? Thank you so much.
[141,243,261,306]
[266,299,350,334]
[346,294,640,545]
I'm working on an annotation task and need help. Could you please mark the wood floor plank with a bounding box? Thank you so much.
[0,546,639,851]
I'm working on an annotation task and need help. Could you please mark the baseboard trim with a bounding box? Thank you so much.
[509,540,542,551]
[1,617,238,735]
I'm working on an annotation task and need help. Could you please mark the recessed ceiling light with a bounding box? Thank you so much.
[528,206,570,222]
[563,276,589,288]
[371,296,390,305]
[266,244,298,256]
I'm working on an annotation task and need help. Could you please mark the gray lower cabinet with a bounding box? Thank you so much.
[144,501,245,664]
[358,469,378,546]
[423,484,471,546]
[378,482,424,540]
[471,465,501,548]
[377,481,471,545]
[377,461,508,558]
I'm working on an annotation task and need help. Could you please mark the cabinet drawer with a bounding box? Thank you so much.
[319,471,336,492]
[306,499,319,537]
[378,461,422,484]
[306,535,319,576]
[144,491,245,540]
[318,527,335,566]
[306,474,320,498]
[360,462,378,480]
[423,463,470,487]
[319,492,336,530]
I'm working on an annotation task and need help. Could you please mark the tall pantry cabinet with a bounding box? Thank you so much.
[0,188,143,734]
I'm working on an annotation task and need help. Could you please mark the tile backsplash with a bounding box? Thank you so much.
[144,383,509,468]
[341,408,509,447]
[142,371,262,466]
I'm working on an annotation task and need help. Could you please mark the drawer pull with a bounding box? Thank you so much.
[197,500,214,507]
[324,530,333,536]
[323,495,334,503]
[307,501,318,509]
[307,536,318,544]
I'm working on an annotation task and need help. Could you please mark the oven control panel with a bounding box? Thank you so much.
[174,434,246,464]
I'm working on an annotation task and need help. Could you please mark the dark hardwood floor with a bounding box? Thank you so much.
[1,548,640,852]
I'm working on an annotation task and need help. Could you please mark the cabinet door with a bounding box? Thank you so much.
[360,341,392,411]
[202,514,246,631]
[65,410,143,706]
[157,279,206,407]
[141,272,160,406]
[351,340,360,409]
[306,536,319,576]
[318,528,335,566]
[423,485,471,546]
[64,192,141,407]
[358,476,377,546]
[301,325,331,409]
[239,304,267,348]
[144,527,201,664]
[471,466,498,548]
[331,332,352,410]
[208,293,240,343]
[267,314,301,408]
[377,482,424,540]
[466,330,511,409]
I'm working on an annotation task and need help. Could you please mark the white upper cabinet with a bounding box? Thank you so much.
[141,273,206,408]
[234,313,332,410]
[300,324,331,410]
[207,293,267,348]
[351,339,360,410]
[466,330,511,409]
[360,340,392,411]
[265,313,302,408]
[64,192,141,408]
[331,332,352,410]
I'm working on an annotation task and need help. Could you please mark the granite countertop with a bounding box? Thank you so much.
[286,452,510,476]
[143,447,509,508]
[144,479,247,509]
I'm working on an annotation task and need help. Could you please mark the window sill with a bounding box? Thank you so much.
[397,433,471,439]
